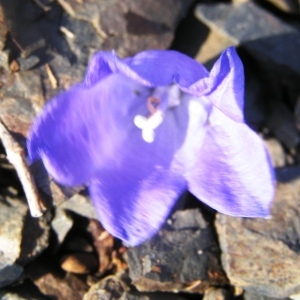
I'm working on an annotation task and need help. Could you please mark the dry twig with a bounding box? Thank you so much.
[0,119,45,217]
[45,64,58,89]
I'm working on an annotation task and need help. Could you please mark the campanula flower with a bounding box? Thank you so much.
[27,47,275,246]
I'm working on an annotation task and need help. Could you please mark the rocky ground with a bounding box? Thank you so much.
[0,0,300,299]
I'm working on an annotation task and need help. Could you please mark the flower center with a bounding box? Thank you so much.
[134,85,181,143]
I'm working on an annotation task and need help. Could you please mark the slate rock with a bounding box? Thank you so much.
[27,256,88,300]
[264,98,300,149]
[123,294,187,300]
[202,287,230,300]
[215,177,300,298]
[84,275,188,300]
[265,0,299,14]
[57,0,194,57]
[0,261,23,289]
[243,290,289,300]
[195,2,300,78]
[0,196,49,287]
[59,193,98,220]
[83,275,126,300]
[264,138,286,168]
[127,209,228,294]
[51,208,73,246]
[0,279,49,300]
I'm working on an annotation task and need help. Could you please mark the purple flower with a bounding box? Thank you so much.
[27,47,275,246]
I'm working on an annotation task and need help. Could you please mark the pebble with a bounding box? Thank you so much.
[127,209,228,293]
[215,177,300,298]
[60,253,98,274]
[264,138,286,168]
[0,196,49,287]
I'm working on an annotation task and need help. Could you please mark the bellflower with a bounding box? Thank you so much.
[27,47,275,246]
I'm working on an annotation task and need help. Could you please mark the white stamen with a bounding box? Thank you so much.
[133,115,147,129]
[134,111,164,143]
[142,128,155,143]
[134,85,182,143]
[147,110,164,129]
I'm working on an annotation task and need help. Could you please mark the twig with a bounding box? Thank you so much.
[0,119,45,217]
[45,64,58,89]
[60,26,75,39]
[33,0,51,12]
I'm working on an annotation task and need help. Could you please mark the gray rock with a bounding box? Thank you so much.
[195,2,300,78]
[202,288,230,300]
[0,261,23,289]
[57,0,193,57]
[59,193,98,220]
[265,99,299,149]
[215,177,300,298]
[244,290,289,300]
[83,276,126,300]
[0,196,49,287]
[51,208,73,245]
[84,275,188,300]
[0,278,59,300]
[265,0,299,14]
[127,209,228,294]
[123,294,187,300]
[264,138,286,168]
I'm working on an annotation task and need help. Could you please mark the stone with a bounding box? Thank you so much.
[57,0,194,57]
[84,275,188,300]
[195,29,233,69]
[27,256,88,299]
[265,99,299,149]
[83,276,127,300]
[123,294,188,300]
[0,261,23,289]
[51,208,73,246]
[215,176,300,298]
[264,138,286,168]
[195,2,300,79]
[60,253,98,274]
[243,290,290,300]
[59,193,98,220]
[127,209,228,293]
[202,288,230,300]
[265,0,299,14]
[33,272,88,299]
[0,279,49,300]
[0,195,49,287]
[276,166,300,183]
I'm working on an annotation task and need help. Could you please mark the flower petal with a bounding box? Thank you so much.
[27,74,151,186]
[89,168,186,246]
[88,91,207,246]
[182,46,245,123]
[84,50,209,88]
[186,107,275,217]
